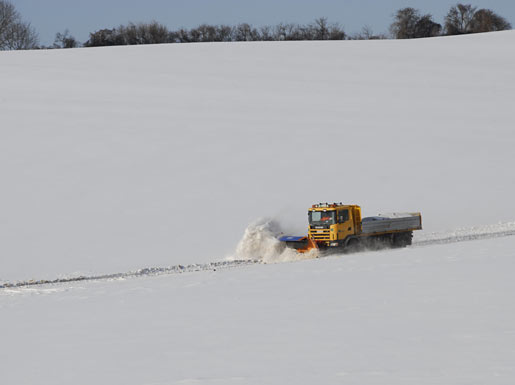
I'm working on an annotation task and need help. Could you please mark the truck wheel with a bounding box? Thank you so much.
[345,238,362,253]
[393,232,412,248]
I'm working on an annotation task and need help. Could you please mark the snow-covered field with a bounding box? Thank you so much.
[2,237,515,384]
[1,31,515,281]
[1,31,515,384]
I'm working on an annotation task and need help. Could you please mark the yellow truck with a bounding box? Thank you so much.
[279,203,422,253]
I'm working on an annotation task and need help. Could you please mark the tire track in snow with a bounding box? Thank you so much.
[2,222,514,291]
[0,260,259,290]
[413,222,515,247]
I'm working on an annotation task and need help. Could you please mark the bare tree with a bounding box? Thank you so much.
[360,25,375,40]
[390,8,420,39]
[190,24,217,42]
[259,25,274,41]
[0,0,38,50]
[328,22,346,40]
[313,17,329,40]
[140,21,169,44]
[53,29,79,48]
[170,28,190,43]
[414,15,442,38]
[120,23,140,44]
[273,23,298,40]
[390,8,441,39]
[84,28,120,47]
[233,23,260,41]
[216,25,234,42]
[0,0,17,48]
[351,26,387,40]
[471,9,511,32]
[445,4,477,35]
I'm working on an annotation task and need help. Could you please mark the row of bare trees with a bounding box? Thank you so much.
[83,18,347,47]
[81,3,513,47]
[0,0,512,50]
[390,4,511,39]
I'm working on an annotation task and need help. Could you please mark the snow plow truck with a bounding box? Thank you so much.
[279,203,422,254]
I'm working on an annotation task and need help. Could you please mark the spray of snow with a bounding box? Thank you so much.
[229,219,319,263]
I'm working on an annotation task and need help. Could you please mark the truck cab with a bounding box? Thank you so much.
[308,203,362,247]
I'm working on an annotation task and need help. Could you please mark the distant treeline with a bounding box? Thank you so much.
[83,18,348,48]
[0,0,512,50]
[80,4,512,48]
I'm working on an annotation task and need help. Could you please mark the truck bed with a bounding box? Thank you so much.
[361,213,422,235]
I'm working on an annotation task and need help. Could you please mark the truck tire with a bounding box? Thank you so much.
[393,232,412,248]
[345,238,362,253]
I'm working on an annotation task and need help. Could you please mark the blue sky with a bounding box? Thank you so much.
[11,0,515,45]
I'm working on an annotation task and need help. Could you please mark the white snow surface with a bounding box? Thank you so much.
[2,32,515,384]
[2,237,515,384]
[1,31,515,280]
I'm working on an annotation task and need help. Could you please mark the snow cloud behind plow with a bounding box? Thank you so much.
[228,219,319,263]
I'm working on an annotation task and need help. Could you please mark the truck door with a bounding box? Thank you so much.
[337,209,354,241]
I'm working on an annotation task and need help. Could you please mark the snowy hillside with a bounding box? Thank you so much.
[2,236,515,384]
[2,31,515,385]
[1,31,515,281]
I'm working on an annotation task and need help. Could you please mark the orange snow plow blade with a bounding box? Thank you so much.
[278,236,318,253]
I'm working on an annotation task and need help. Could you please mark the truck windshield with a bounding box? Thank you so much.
[309,211,335,226]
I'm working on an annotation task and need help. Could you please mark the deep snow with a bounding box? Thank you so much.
[2,31,515,385]
[1,31,515,281]
[2,236,515,385]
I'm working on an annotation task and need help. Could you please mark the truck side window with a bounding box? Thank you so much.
[338,210,349,223]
